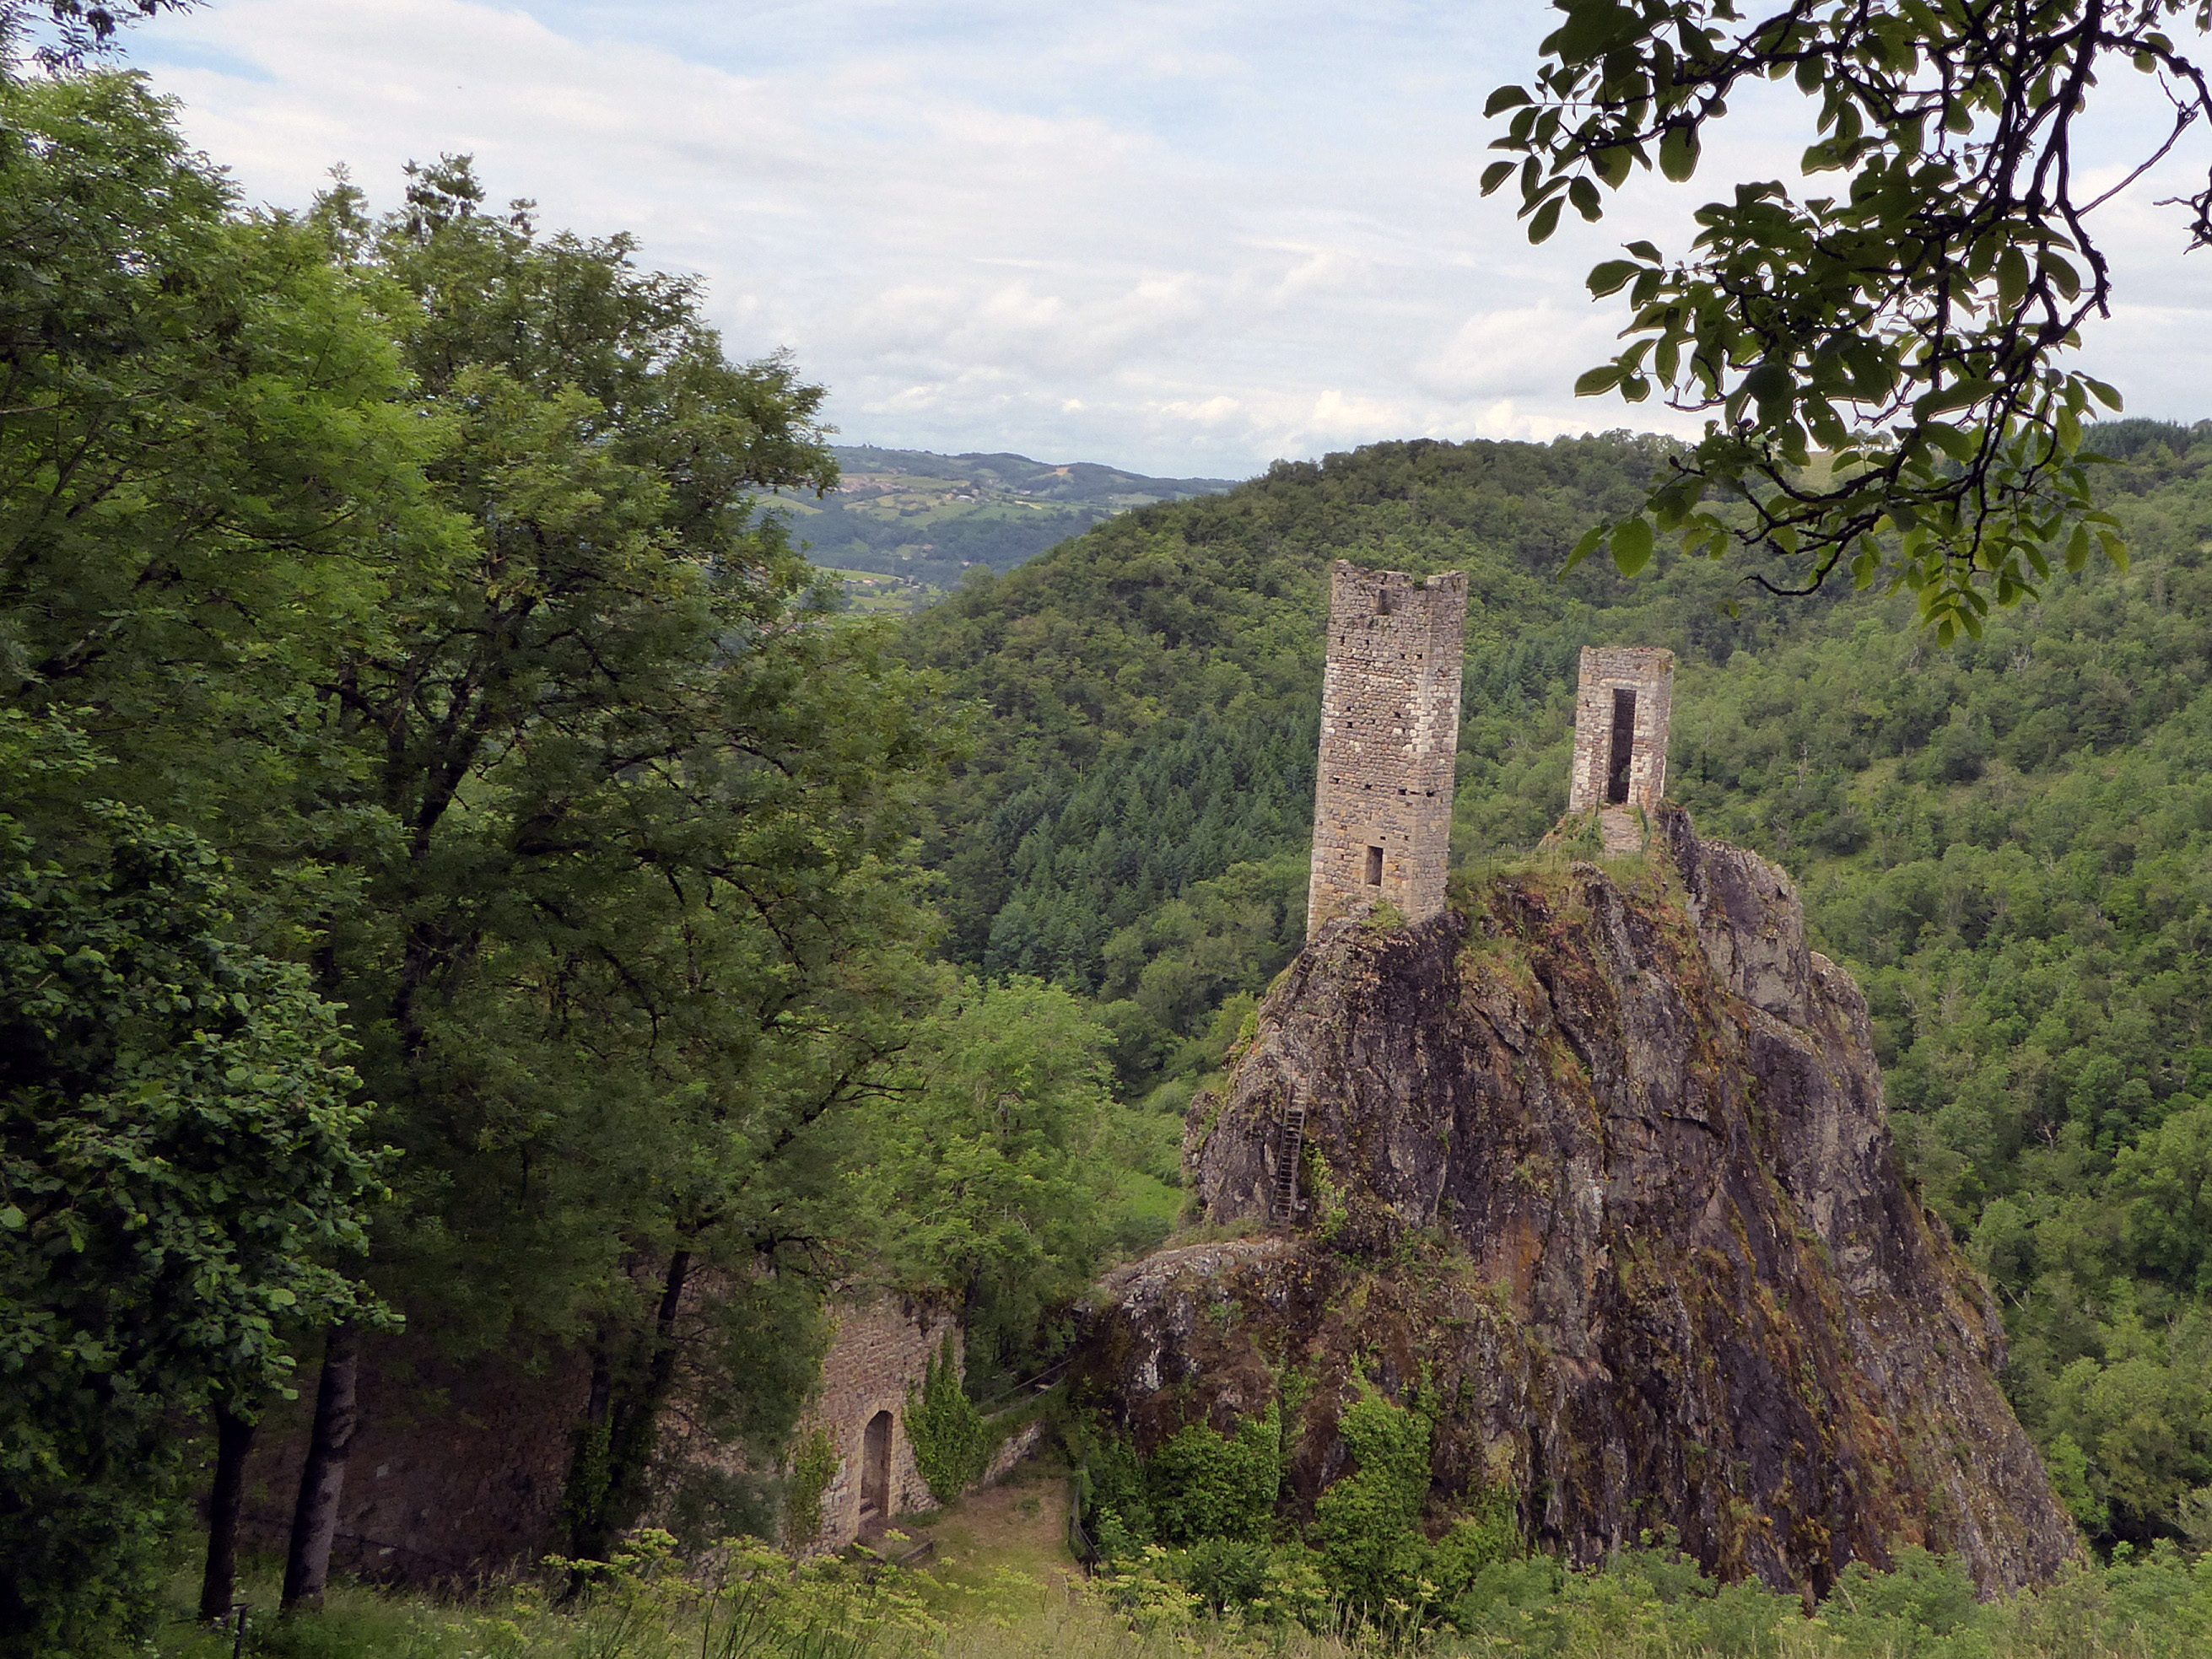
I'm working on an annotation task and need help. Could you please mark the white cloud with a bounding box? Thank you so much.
[131,0,2212,476]
[1411,306,1619,402]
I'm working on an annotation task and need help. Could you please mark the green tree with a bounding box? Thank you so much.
[1486,0,2209,636]
[0,714,384,1657]
[273,157,952,1590]
[0,67,433,1644]
[0,72,449,935]
[858,978,1122,1391]
[904,1338,991,1503]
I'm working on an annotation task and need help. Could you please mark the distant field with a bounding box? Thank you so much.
[813,563,946,614]
[780,444,1240,596]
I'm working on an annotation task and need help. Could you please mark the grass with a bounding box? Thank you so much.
[150,1537,2212,1659]
[1114,1170,1185,1239]
[148,1460,2212,1659]
[905,1458,1080,1595]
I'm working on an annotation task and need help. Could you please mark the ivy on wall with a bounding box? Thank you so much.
[781,1430,839,1556]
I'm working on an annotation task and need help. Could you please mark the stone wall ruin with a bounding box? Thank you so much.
[1566,645,1675,817]
[788,1297,954,1552]
[1305,562,1465,937]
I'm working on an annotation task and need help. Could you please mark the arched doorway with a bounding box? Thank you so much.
[859,1410,893,1534]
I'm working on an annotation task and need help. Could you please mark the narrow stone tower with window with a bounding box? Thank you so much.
[1305,562,1466,938]
[1567,646,1675,819]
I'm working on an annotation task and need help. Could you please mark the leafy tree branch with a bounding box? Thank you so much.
[1488,0,2212,639]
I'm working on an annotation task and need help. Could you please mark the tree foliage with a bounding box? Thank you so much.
[0,70,968,1637]
[0,0,193,67]
[859,977,1132,1387]
[1485,0,2211,640]
[290,154,955,1562]
[0,70,417,1651]
[0,73,445,926]
[0,716,384,1656]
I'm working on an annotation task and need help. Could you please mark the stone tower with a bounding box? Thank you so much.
[1306,562,1466,938]
[1566,645,1675,817]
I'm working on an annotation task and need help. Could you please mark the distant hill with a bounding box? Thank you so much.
[771,445,1240,610]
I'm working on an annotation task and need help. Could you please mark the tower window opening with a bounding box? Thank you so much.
[1607,689,1637,805]
[1364,846,1384,885]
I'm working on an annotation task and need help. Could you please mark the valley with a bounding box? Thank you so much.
[13,13,2212,1651]
[783,445,1239,608]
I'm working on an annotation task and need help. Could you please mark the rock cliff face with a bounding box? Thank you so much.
[1080,809,2077,1597]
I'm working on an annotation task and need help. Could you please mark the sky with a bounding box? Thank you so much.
[124,0,2212,480]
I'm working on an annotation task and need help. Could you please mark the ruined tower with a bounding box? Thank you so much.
[1566,645,1675,818]
[1306,562,1466,938]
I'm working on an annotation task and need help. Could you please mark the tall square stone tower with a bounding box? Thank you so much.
[1306,562,1466,938]
[1566,645,1675,816]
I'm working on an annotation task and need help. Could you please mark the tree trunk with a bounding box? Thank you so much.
[282,1322,359,1612]
[601,1248,690,1522]
[198,1403,256,1624]
[562,1338,618,1576]
[562,1252,692,1570]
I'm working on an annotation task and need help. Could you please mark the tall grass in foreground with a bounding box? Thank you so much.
[154,1537,2212,1659]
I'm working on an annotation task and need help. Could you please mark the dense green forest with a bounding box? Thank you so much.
[899,420,2212,1552]
[13,21,2212,1659]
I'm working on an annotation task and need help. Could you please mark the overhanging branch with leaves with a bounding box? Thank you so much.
[1487,0,2212,639]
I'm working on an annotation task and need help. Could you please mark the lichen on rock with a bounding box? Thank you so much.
[1079,807,2078,1598]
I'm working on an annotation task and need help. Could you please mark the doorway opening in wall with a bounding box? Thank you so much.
[860,1410,892,1535]
[1607,690,1636,805]
[1364,845,1384,885]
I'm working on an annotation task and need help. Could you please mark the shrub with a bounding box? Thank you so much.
[1147,1404,1281,1544]
[1429,1485,1519,1602]
[904,1338,990,1503]
[1311,1392,1431,1611]
[1821,1547,1980,1656]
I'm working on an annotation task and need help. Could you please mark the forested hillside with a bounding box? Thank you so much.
[899,422,2212,1549]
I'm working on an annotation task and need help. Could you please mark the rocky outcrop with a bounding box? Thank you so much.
[1082,808,2077,1597]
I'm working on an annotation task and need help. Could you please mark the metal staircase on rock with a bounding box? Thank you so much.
[1271,1102,1306,1221]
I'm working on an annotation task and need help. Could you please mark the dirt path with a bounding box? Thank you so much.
[898,1452,1080,1596]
